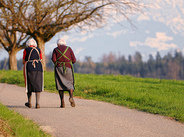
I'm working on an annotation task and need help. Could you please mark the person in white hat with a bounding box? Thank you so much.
[52,38,76,108]
[23,38,43,109]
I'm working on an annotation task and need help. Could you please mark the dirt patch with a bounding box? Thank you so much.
[40,125,55,135]
[0,119,14,137]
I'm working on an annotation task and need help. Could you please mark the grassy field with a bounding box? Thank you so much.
[0,103,50,137]
[0,70,184,123]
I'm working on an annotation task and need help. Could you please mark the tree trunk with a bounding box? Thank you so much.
[36,37,46,70]
[9,50,18,70]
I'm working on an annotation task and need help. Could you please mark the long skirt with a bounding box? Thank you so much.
[24,64,43,93]
[54,67,74,91]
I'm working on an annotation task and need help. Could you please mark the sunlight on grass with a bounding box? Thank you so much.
[0,70,184,123]
[0,103,50,137]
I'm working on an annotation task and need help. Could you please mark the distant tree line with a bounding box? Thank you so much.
[1,50,184,80]
[72,51,184,80]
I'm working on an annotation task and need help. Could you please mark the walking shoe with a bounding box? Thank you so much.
[25,102,32,108]
[69,98,75,107]
[36,104,40,109]
[60,104,65,108]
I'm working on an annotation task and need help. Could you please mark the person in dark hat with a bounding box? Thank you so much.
[52,38,76,108]
[23,38,43,109]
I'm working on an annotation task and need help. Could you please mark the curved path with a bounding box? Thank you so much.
[0,83,184,137]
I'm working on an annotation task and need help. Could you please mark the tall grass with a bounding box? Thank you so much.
[0,70,184,122]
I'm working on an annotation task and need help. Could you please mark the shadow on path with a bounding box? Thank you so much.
[6,105,25,109]
[6,105,61,109]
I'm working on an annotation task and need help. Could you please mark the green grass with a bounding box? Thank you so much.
[0,103,50,137]
[0,70,184,123]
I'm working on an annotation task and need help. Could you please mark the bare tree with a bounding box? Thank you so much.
[0,6,29,70]
[167,61,180,80]
[0,0,142,70]
[102,52,117,63]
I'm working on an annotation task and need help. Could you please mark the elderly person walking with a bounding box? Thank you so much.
[52,38,76,108]
[23,38,43,109]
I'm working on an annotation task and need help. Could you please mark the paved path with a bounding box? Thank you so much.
[0,83,184,137]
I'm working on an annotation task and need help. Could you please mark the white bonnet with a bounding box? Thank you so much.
[57,38,66,46]
[26,38,37,47]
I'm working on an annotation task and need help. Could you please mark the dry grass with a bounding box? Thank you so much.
[0,119,14,137]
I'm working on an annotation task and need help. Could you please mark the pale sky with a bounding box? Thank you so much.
[0,0,184,62]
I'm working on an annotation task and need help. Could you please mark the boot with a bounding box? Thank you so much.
[59,90,65,108]
[25,93,32,108]
[35,92,40,109]
[60,100,65,108]
[25,102,32,108]
[69,98,75,107]
[69,90,75,107]
[36,104,40,109]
